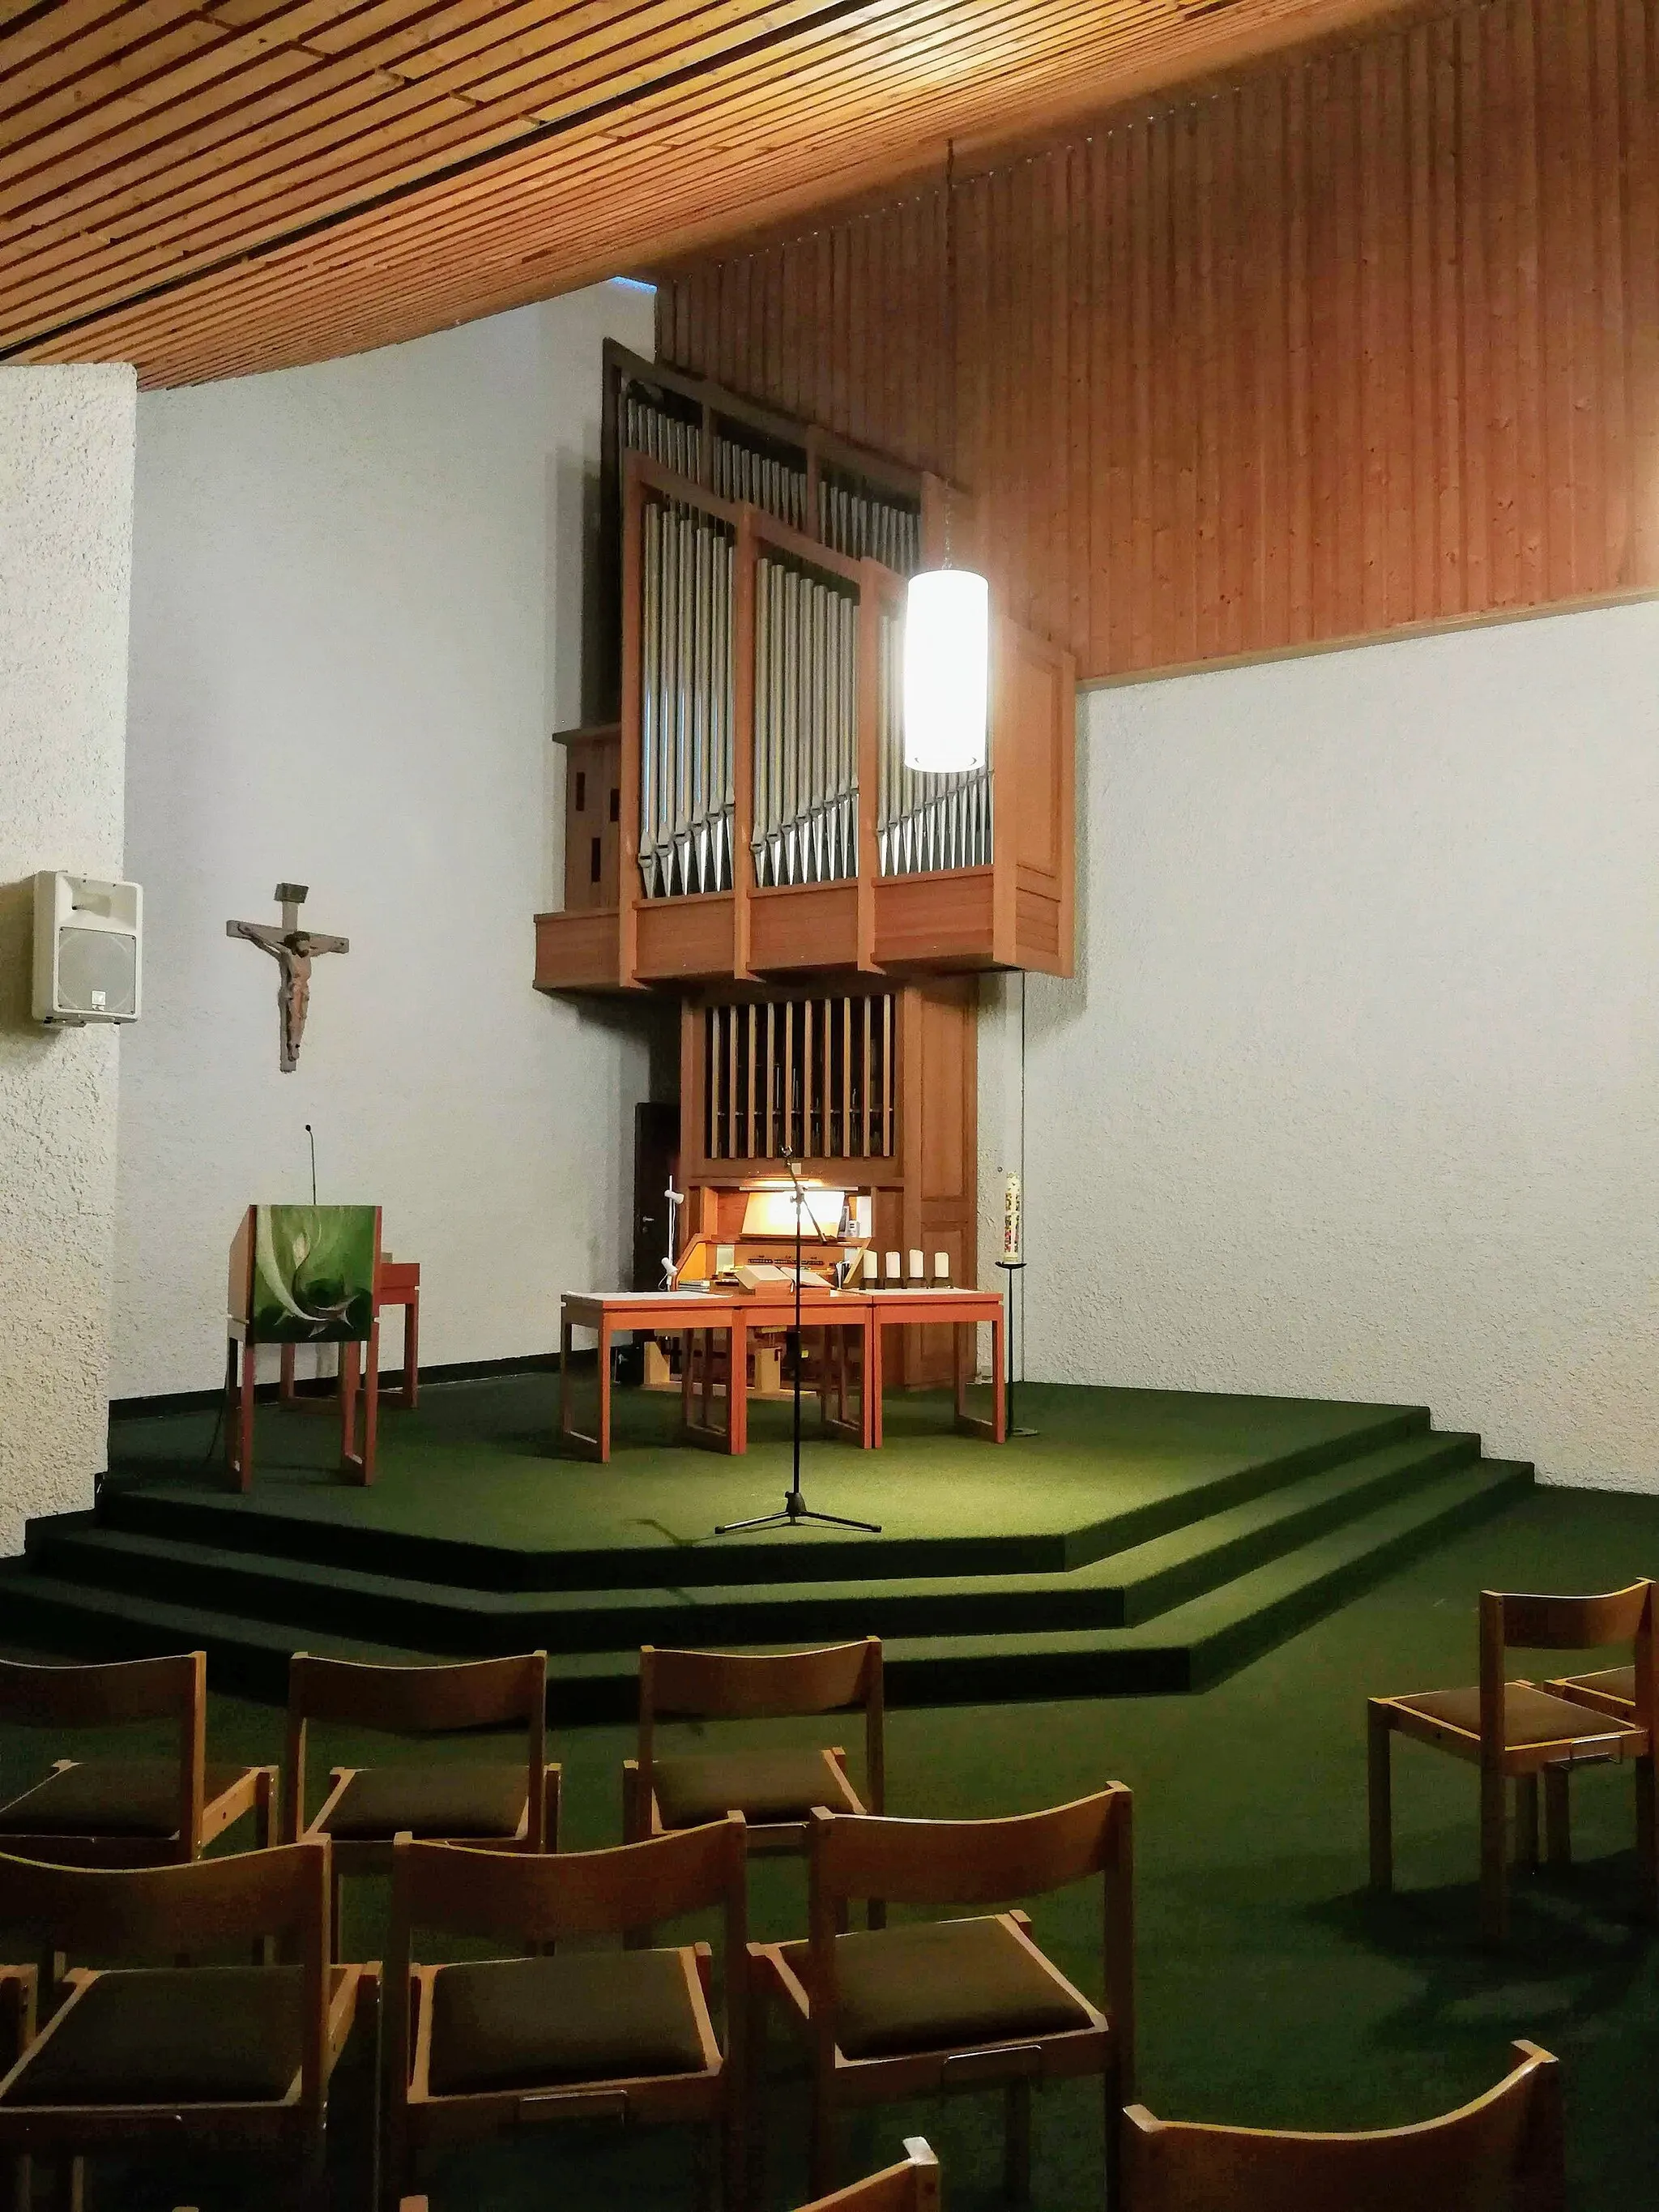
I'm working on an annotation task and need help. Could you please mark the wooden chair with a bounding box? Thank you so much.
[284,1652,556,1958]
[795,2137,939,2212]
[1368,1582,1657,1942]
[385,1815,748,2211]
[749,1788,1132,2202]
[0,1653,275,1867]
[0,1840,361,2211]
[1121,2039,1563,2212]
[625,1642,883,1908]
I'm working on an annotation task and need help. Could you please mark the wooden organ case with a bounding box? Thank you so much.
[534,341,1073,1391]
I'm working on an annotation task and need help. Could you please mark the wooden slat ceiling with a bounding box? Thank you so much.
[4,0,1408,386]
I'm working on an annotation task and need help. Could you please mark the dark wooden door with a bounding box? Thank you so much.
[632,1102,681,1290]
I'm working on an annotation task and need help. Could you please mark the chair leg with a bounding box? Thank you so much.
[1636,1755,1659,1921]
[808,2072,835,2198]
[1480,1768,1509,1945]
[331,1865,344,1965]
[722,2092,746,2212]
[1367,1705,1393,1892]
[1516,1774,1541,1870]
[1545,1766,1572,1868]
[1004,2077,1033,2203]
[1104,2065,1121,2212]
[745,1982,768,2212]
[297,2129,329,2212]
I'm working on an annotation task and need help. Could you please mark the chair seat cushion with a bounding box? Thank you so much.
[0,1761,252,1839]
[652,1749,859,1830]
[1393,1683,1631,1749]
[1,1965,347,2106]
[1556,1664,1636,1708]
[780,1915,1092,2060]
[318,1762,528,1840]
[428,1949,708,2094]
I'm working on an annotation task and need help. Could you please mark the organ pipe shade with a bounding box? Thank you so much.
[902,569,989,771]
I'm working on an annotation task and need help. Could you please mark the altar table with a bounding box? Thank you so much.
[559,1286,1005,1462]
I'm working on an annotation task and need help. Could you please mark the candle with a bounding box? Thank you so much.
[907,1249,924,1281]
[861,1251,878,1283]
[884,1251,901,1281]
[933,1252,950,1283]
[1002,1173,1022,1265]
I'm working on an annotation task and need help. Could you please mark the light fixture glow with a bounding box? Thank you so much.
[902,567,989,772]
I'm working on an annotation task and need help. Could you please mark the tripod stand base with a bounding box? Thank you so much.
[715,1492,881,1536]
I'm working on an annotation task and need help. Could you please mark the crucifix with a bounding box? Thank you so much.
[227,882,348,1074]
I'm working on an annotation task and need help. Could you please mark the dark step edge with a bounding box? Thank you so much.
[1187,1459,1534,1689]
[0,1461,1531,1723]
[29,1437,1480,1651]
[21,1529,1142,1650]
[87,1491,1068,1591]
[1056,1405,1434,1567]
[0,1575,1196,1719]
[1116,1431,1480,1625]
[90,1401,1433,1593]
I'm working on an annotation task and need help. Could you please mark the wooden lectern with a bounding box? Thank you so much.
[225,1203,382,1490]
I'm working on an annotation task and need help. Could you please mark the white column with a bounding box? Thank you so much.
[0,364,136,1555]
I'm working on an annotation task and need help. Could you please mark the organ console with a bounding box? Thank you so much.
[672,1181,872,1297]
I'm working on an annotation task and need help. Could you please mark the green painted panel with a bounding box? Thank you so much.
[249,1204,375,1343]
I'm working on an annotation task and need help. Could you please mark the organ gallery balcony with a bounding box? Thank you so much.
[534,348,1074,997]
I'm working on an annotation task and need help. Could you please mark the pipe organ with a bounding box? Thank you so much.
[538,344,1077,1382]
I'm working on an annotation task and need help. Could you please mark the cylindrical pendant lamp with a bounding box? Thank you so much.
[902,566,989,771]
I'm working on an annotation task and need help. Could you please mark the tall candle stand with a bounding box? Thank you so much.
[997,1172,1036,1437]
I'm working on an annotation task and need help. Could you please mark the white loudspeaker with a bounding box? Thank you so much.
[32,872,143,1027]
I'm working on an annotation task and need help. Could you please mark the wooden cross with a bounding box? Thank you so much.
[227,882,348,1074]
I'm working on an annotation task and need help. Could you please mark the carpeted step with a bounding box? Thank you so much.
[26,1427,1482,1652]
[1104,1427,1480,1623]
[94,1402,1432,1592]
[0,1454,1530,1714]
[875,1456,1535,1702]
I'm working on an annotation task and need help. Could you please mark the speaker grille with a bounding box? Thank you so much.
[58,927,136,1017]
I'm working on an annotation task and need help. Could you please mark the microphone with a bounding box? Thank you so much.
[304,1123,318,1205]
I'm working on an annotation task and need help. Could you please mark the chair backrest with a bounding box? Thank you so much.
[795,2138,939,2212]
[1121,2041,1563,2212]
[284,1651,547,1843]
[0,1652,206,1853]
[640,1639,884,1810]
[0,1841,332,2117]
[807,1790,1133,2083]
[1479,1582,1657,1749]
[385,1817,747,2100]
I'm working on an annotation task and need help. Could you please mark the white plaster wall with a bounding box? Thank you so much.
[991,598,1659,1490]
[0,365,135,1550]
[114,284,655,1399]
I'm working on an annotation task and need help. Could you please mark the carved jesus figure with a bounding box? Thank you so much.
[227,886,348,1074]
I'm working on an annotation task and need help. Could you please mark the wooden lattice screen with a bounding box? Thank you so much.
[703,993,895,1160]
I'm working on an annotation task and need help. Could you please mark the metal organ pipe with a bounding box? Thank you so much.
[876,609,991,877]
[638,494,735,900]
[748,553,859,889]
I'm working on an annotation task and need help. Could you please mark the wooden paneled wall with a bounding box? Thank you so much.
[657,0,1659,678]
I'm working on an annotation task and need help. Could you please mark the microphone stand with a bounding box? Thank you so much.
[714,1153,880,1536]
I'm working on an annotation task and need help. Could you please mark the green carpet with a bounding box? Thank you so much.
[3,1482,1656,2210]
[104,1377,1427,1561]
